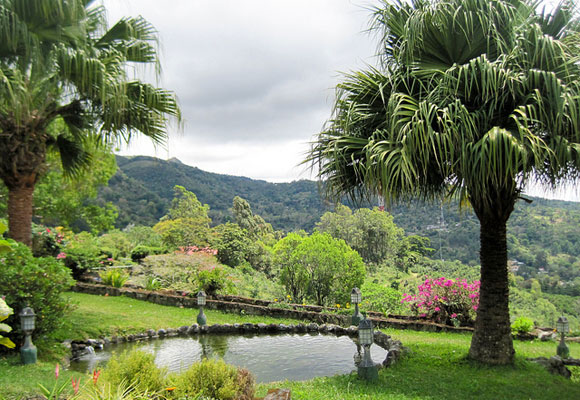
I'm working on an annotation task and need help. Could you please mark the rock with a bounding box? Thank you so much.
[318,324,329,333]
[157,329,167,337]
[257,323,268,332]
[530,356,571,378]
[296,323,307,333]
[264,388,291,400]
[242,323,256,332]
[538,331,556,341]
[346,326,358,337]
[147,329,156,337]
[267,323,279,332]
[178,325,189,335]
[306,323,319,332]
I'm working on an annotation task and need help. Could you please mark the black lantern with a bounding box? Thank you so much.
[556,316,570,359]
[197,291,207,326]
[351,288,363,326]
[357,317,378,380]
[19,307,37,364]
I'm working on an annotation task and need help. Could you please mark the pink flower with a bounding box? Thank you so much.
[55,363,60,379]
[451,313,458,318]
[56,252,67,259]
[434,307,440,312]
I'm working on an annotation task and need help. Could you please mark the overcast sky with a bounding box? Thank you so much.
[103,0,379,182]
[103,0,578,201]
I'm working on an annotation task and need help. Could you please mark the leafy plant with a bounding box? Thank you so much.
[361,281,404,316]
[100,350,167,393]
[99,270,129,288]
[196,267,231,295]
[0,298,15,349]
[511,316,534,335]
[0,242,74,342]
[0,222,11,254]
[168,358,255,400]
[144,276,163,291]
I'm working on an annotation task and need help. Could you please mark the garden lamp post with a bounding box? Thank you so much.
[197,290,207,326]
[556,316,570,359]
[357,317,378,381]
[351,287,363,326]
[19,306,37,364]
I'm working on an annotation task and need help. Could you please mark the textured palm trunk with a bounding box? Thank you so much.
[468,215,515,364]
[6,177,36,247]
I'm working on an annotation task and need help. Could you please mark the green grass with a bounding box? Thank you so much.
[258,330,580,400]
[2,292,580,400]
[53,292,307,341]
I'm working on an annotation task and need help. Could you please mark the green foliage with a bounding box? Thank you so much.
[153,186,212,249]
[131,245,165,262]
[197,267,230,295]
[144,276,162,291]
[61,232,107,278]
[317,205,404,265]
[99,270,129,288]
[511,316,534,335]
[100,349,167,393]
[360,281,404,316]
[0,298,15,349]
[31,225,64,258]
[125,226,164,248]
[0,221,12,254]
[275,232,366,306]
[168,358,255,400]
[0,242,74,343]
[213,223,253,267]
[97,230,134,260]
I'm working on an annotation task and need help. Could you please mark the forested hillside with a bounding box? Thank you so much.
[99,155,580,295]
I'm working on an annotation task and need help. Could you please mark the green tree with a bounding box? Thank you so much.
[276,232,366,306]
[212,222,252,267]
[308,0,580,364]
[0,0,180,246]
[154,186,211,248]
[317,205,404,264]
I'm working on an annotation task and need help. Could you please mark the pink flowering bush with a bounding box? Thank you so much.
[401,277,480,326]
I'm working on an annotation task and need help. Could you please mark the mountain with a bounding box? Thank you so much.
[99,155,332,232]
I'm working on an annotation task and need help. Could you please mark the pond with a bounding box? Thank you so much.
[69,333,388,383]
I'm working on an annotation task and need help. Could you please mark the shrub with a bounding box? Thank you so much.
[0,298,15,349]
[131,245,165,262]
[511,316,534,335]
[0,241,74,344]
[99,269,129,288]
[100,349,166,393]
[144,276,163,291]
[401,277,480,326]
[168,358,255,400]
[31,225,64,257]
[361,281,404,316]
[197,267,231,295]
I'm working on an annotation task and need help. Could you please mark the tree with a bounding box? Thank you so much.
[153,186,211,248]
[308,0,580,364]
[0,0,180,246]
[275,232,366,306]
[317,205,404,264]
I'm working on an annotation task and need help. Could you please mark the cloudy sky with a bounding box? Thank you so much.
[103,0,379,182]
[103,0,578,201]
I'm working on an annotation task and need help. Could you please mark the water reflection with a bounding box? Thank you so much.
[70,333,387,383]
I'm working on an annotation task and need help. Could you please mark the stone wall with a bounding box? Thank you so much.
[72,282,473,333]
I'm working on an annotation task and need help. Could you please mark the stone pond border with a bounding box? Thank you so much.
[67,321,405,370]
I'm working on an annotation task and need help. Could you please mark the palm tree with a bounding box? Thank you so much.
[308,0,580,364]
[0,0,180,245]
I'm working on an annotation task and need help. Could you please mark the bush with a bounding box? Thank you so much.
[401,277,480,326]
[168,358,255,400]
[99,269,129,288]
[361,281,404,316]
[0,241,74,344]
[100,349,166,393]
[511,316,534,335]
[197,267,230,295]
[131,245,165,262]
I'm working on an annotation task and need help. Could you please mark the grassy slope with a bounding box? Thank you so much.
[2,293,579,399]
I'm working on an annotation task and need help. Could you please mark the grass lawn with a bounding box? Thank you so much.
[1,292,579,399]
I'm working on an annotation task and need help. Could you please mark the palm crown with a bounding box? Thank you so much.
[0,0,180,244]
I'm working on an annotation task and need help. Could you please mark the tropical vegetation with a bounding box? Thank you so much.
[0,0,180,246]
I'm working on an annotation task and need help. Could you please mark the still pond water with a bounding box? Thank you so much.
[70,333,387,382]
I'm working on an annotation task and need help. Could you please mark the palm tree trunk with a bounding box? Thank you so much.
[7,177,36,247]
[468,215,515,364]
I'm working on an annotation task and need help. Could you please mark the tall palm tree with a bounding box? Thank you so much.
[0,0,180,245]
[308,0,580,364]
